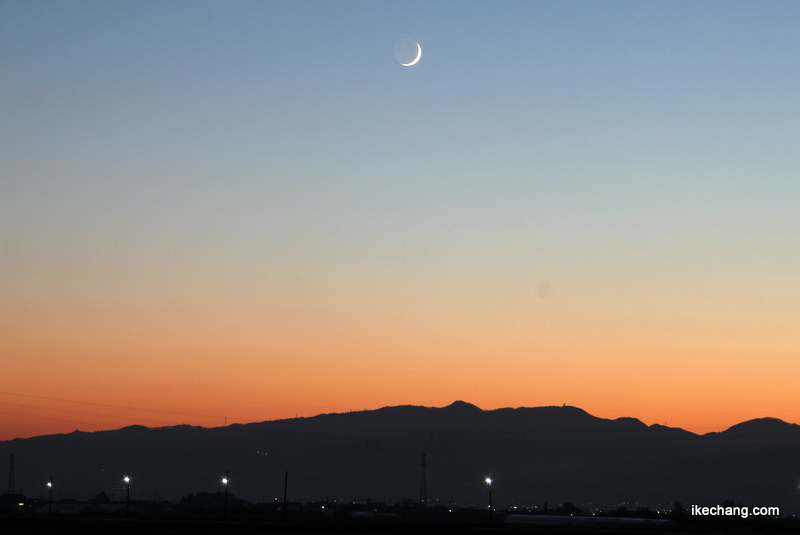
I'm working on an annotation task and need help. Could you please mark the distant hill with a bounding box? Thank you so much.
[2,401,799,514]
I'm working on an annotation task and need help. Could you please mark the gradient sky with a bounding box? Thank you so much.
[2,1,799,441]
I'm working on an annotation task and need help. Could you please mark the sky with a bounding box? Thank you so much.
[1,0,799,441]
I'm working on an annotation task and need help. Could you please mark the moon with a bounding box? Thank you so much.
[394,39,422,67]
[402,43,422,66]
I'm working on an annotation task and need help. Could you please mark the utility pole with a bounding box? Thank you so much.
[124,476,131,518]
[485,478,493,526]
[282,471,288,522]
[419,453,427,506]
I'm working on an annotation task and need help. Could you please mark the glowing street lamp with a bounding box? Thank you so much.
[124,476,131,517]
[222,471,229,520]
[47,477,53,514]
[485,478,493,525]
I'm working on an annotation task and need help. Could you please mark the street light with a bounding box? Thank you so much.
[485,478,493,525]
[124,476,131,518]
[47,477,53,514]
[222,472,229,520]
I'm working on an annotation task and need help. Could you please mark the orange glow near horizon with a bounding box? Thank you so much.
[3,266,800,441]
[3,303,799,440]
[2,376,798,441]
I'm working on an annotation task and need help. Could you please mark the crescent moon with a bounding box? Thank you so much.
[401,43,422,67]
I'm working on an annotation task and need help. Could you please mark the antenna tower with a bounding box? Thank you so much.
[419,453,427,506]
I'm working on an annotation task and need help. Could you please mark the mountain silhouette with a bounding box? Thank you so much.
[2,403,799,514]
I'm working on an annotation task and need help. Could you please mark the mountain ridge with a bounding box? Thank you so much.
[6,402,789,442]
[3,402,798,514]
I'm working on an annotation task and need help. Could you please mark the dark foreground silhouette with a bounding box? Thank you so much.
[2,402,799,516]
[3,508,800,535]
